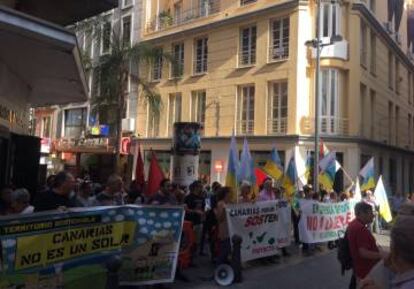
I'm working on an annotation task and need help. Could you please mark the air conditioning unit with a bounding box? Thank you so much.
[395,33,402,45]
[122,118,135,132]
[383,22,393,34]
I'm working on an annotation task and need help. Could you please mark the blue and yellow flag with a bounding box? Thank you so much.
[225,134,239,203]
[239,138,259,199]
[318,151,338,191]
[304,151,312,183]
[374,176,392,223]
[283,155,298,197]
[359,157,375,191]
[263,148,284,181]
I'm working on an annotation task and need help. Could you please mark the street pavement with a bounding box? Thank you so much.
[171,233,390,289]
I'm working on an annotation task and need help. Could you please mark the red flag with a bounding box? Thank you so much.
[135,144,145,187]
[146,151,165,197]
[255,168,268,187]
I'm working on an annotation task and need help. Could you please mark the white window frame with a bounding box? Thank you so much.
[360,21,367,68]
[121,13,133,48]
[170,43,185,78]
[152,47,163,81]
[167,93,182,135]
[269,17,290,62]
[239,25,257,66]
[267,81,288,135]
[191,90,207,126]
[122,0,134,9]
[100,19,113,55]
[194,37,208,75]
[237,85,255,135]
[321,69,340,134]
[146,104,160,138]
[320,3,341,40]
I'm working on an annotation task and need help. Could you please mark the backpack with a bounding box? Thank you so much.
[337,230,353,275]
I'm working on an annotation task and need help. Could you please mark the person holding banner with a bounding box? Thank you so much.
[347,202,387,289]
[214,187,232,265]
[33,171,76,212]
[10,188,33,214]
[91,174,125,206]
[258,178,275,202]
[239,181,253,203]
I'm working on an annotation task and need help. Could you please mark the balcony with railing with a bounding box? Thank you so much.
[267,118,287,135]
[145,0,221,34]
[301,116,349,136]
[237,120,254,135]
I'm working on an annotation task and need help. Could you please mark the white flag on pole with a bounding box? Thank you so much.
[374,176,393,223]
[354,178,362,201]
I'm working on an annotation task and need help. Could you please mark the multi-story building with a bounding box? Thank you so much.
[32,0,144,182]
[0,0,118,191]
[136,0,414,194]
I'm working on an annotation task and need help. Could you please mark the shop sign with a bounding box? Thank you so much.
[121,137,131,155]
[40,137,51,153]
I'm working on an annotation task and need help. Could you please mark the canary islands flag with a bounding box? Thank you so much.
[360,157,375,191]
[318,151,339,191]
[374,176,392,223]
[263,147,284,181]
[225,134,239,203]
[304,151,312,183]
[283,155,298,197]
[239,138,259,199]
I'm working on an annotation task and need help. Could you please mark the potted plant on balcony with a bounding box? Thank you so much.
[159,10,173,27]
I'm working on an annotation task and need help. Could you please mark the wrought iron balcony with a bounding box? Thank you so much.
[301,116,349,136]
[267,118,288,135]
[236,120,254,135]
[145,0,221,34]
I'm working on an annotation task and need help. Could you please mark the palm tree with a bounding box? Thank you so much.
[75,17,173,172]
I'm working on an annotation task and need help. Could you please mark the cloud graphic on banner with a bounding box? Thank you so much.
[163,222,172,229]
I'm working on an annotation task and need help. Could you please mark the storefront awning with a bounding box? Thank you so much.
[0,6,88,107]
[9,0,118,26]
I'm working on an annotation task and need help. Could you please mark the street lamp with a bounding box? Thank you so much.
[305,0,343,193]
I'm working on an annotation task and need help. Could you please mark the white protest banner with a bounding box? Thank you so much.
[226,200,291,262]
[275,200,291,248]
[298,200,355,243]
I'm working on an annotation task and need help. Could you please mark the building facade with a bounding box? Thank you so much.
[135,0,414,194]
[32,0,144,182]
[0,0,116,191]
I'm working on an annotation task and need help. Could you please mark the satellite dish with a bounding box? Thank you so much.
[214,264,235,286]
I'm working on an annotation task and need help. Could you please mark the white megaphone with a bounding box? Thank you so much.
[214,264,235,286]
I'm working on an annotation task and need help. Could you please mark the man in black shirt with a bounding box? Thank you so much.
[149,179,177,206]
[33,171,76,212]
[184,181,206,225]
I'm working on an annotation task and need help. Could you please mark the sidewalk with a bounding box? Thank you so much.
[171,244,333,289]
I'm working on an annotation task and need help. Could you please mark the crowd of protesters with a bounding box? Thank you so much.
[1,171,414,289]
